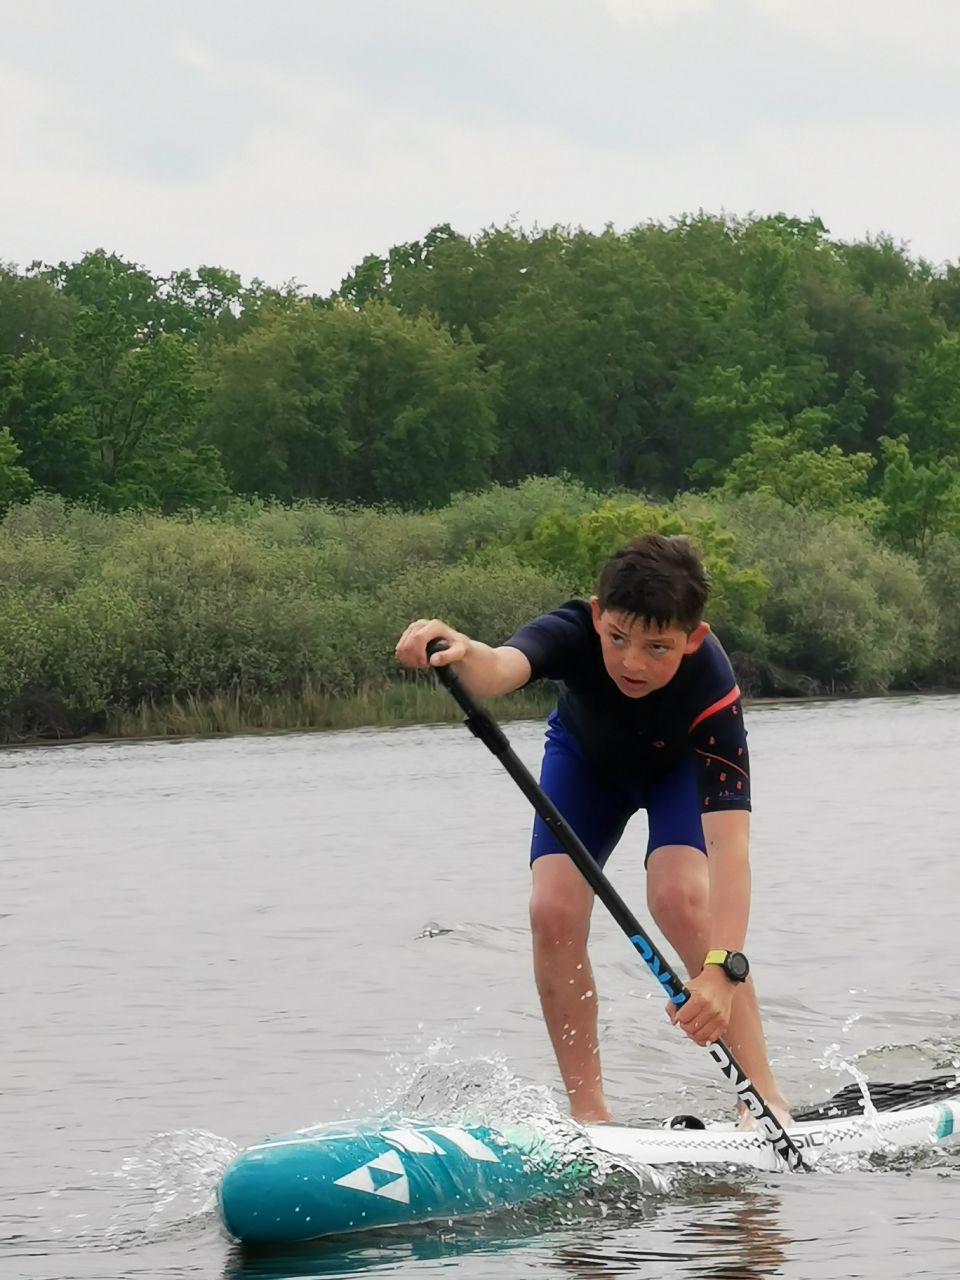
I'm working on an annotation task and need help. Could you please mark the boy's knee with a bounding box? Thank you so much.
[529,890,590,949]
[647,877,708,939]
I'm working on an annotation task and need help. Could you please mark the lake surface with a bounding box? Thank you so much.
[3,695,959,1279]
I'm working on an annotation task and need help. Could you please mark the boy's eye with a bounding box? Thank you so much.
[650,644,669,655]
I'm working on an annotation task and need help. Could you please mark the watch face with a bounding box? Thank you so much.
[726,951,750,981]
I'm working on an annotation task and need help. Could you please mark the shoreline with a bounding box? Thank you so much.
[2,681,955,751]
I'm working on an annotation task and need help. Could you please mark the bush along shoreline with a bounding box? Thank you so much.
[1,479,956,746]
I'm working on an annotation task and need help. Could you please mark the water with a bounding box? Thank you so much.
[3,695,959,1279]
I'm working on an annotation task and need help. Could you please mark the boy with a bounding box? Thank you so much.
[395,533,790,1127]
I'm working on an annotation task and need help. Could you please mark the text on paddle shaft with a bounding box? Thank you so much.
[708,1043,806,1169]
[628,933,687,1005]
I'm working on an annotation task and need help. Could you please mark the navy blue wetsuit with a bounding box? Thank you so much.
[505,600,751,867]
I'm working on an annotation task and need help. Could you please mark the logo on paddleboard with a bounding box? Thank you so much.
[333,1150,410,1204]
[333,1128,501,1205]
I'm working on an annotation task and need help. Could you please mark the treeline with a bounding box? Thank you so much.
[2,214,960,739]
[2,215,960,558]
[1,480,956,742]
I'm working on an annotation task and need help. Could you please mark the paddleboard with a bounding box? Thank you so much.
[218,1075,959,1244]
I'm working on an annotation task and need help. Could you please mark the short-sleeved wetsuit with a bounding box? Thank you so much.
[505,600,751,867]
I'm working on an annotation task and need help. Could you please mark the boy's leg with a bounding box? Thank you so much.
[646,844,791,1122]
[529,853,610,1123]
[528,717,634,1124]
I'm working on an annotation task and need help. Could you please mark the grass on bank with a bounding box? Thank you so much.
[105,678,557,740]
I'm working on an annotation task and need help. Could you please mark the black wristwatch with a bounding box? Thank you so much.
[704,949,750,983]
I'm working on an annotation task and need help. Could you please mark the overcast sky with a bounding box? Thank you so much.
[2,0,958,293]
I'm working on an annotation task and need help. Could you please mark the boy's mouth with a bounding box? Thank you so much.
[620,675,648,691]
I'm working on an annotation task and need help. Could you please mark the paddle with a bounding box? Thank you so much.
[425,639,807,1172]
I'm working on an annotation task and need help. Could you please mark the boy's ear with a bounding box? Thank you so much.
[589,596,602,632]
[684,621,711,654]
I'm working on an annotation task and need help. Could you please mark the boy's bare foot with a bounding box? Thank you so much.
[571,1102,613,1125]
[737,1098,793,1131]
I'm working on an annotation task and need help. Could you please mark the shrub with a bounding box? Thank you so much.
[438,475,602,558]
[920,533,960,682]
[710,492,937,689]
[515,497,770,653]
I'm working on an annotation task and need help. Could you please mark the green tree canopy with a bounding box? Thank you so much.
[0,264,79,358]
[875,435,960,558]
[0,426,33,512]
[204,300,499,507]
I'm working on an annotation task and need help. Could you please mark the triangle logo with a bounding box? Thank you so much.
[369,1163,400,1190]
[334,1149,410,1204]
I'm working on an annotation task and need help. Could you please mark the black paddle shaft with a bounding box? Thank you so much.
[425,639,806,1172]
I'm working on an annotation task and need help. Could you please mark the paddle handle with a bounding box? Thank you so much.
[424,638,806,1171]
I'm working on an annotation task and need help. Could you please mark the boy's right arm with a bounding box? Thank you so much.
[395,618,532,700]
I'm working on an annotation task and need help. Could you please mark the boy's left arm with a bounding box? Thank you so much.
[668,809,751,1047]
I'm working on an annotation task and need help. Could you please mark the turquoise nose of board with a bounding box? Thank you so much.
[218,1123,571,1243]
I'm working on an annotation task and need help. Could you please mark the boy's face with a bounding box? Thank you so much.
[590,599,709,698]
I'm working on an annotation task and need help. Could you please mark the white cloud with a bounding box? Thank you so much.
[0,65,104,175]
[603,0,715,22]
[171,32,227,86]
[749,0,960,63]
[4,54,954,292]
[1,5,958,288]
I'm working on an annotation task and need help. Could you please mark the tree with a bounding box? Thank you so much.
[484,230,671,489]
[0,349,96,497]
[688,365,791,486]
[800,235,942,451]
[0,264,79,358]
[875,435,960,558]
[160,265,246,340]
[889,335,960,459]
[338,223,544,341]
[205,301,499,507]
[203,303,362,501]
[930,261,960,331]
[722,428,875,512]
[1,307,228,513]
[67,312,227,511]
[0,426,33,512]
[35,249,163,339]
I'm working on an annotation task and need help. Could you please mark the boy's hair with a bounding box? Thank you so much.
[596,533,710,632]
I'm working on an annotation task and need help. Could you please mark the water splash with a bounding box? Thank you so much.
[42,1128,238,1252]
[811,1042,890,1172]
[358,1049,671,1212]
[104,1127,239,1246]
[810,1041,960,1175]
[816,1043,881,1125]
[381,1048,565,1129]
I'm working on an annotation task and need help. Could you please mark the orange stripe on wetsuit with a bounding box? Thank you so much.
[688,684,742,734]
